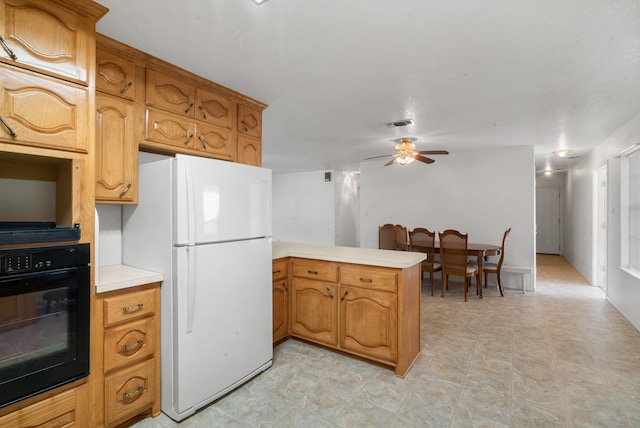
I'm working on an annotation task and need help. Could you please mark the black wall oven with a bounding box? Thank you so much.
[0,243,90,408]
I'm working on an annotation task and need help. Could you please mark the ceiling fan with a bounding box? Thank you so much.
[364,138,449,166]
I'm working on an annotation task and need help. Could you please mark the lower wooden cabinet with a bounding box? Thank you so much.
[99,282,160,427]
[0,385,88,427]
[285,257,420,378]
[272,258,289,343]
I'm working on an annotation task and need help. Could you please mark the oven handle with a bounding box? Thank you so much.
[0,268,80,296]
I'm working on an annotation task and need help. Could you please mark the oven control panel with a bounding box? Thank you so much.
[0,244,89,276]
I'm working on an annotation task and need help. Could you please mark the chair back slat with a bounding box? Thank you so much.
[439,229,469,274]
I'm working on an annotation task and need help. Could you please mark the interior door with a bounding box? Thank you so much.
[536,188,561,254]
[596,166,607,291]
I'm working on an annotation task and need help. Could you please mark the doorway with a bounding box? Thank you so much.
[536,188,561,254]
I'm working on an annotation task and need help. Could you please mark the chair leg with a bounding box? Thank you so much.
[430,272,434,296]
[497,270,504,297]
[441,275,446,298]
[463,277,468,302]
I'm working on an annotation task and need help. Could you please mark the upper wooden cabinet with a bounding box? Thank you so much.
[195,87,235,129]
[96,93,137,203]
[0,0,104,86]
[96,46,137,100]
[195,121,235,161]
[0,63,89,152]
[237,104,262,138]
[146,68,195,118]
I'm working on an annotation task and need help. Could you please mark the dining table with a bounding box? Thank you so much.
[410,241,501,298]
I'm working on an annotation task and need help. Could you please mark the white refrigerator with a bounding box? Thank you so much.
[122,154,273,422]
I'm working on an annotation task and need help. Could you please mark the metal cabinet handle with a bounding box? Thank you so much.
[122,303,143,313]
[340,290,349,301]
[199,105,207,119]
[272,269,281,275]
[241,119,248,131]
[122,386,144,400]
[0,116,17,138]
[198,135,207,149]
[120,82,133,94]
[121,339,144,350]
[326,287,333,299]
[307,270,318,275]
[185,102,194,113]
[0,36,17,60]
[359,277,373,283]
[184,134,193,146]
[119,183,132,198]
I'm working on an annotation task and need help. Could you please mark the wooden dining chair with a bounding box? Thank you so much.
[394,224,408,251]
[379,224,396,250]
[482,227,512,297]
[409,228,442,296]
[438,229,479,302]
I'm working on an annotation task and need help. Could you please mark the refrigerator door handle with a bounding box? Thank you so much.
[186,246,196,333]
[184,158,196,245]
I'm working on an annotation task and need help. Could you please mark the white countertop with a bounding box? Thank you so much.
[95,264,164,294]
[273,241,426,268]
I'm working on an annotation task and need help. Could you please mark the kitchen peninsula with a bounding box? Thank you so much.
[272,242,426,377]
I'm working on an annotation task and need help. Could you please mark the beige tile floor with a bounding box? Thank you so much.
[132,255,640,427]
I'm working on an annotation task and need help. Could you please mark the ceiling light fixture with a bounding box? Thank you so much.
[554,149,570,157]
[393,138,418,166]
[252,0,269,4]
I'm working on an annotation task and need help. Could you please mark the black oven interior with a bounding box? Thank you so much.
[0,243,90,408]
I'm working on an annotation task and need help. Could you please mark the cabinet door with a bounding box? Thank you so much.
[0,0,91,85]
[339,286,397,363]
[195,87,234,129]
[237,134,261,166]
[291,278,337,346]
[0,63,89,152]
[145,107,195,150]
[96,47,136,100]
[194,121,236,161]
[96,93,137,203]
[146,68,195,118]
[237,103,261,138]
[104,359,155,427]
[272,279,288,343]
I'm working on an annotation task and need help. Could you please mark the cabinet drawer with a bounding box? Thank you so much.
[272,259,288,281]
[104,316,155,373]
[340,265,398,292]
[292,259,338,283]
[0,64,89,152]
[103,288,156,326]
[104,359,155,427]
[145,107,195,149]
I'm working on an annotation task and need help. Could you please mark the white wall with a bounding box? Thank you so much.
[272,170,336,245]
[536,172,566,254]
[334,171,360,247]
[360,145,536,291]
[564,110,640,330]
[95,204,123,267]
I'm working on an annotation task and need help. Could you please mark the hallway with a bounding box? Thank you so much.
[134,255,640,427]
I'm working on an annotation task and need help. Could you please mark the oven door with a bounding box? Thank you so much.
[0,266,89,408]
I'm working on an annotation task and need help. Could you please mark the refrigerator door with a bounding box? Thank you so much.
[174,154,272,246]
[171,238,273,417]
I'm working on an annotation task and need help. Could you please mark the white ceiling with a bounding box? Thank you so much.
[96,0,640,174]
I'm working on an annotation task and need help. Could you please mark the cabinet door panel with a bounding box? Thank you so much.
[96,94,137,203]
[195,121,235,161]
[96,47,136,100]
[237,103,261,138]
[237,134,261,166]
[339,286,397,363]
[272,280,288,343]
[145,107,195,150]
[291,278,337,346]
[104,359,155,427]
[104,316,155,373]
[0,0,90,85]
[195,87,234,128]
[146,68,195,118]
[0,63,88,152]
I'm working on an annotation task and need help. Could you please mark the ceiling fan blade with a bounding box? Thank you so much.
[417,150,449,155]
[415,155,435,164]
[384,158,397,166]
[364,153,395,160]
